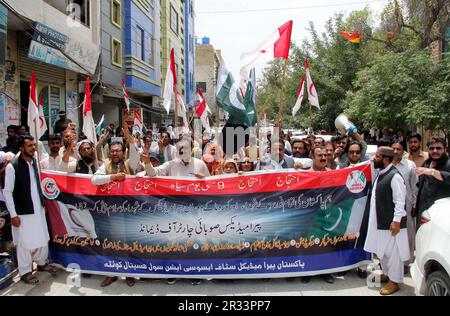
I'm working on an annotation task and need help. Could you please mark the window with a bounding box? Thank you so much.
[112,37,122,67]
[136,27,144,61]
[45,0,90,26]
[197,82,206,93]
[68,0,90,27]
[146,36,154,66]
[170,4,178,35]
[111,0,121,28]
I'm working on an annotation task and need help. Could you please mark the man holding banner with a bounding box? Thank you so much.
[91,140,139,287]
[365,147,409,295]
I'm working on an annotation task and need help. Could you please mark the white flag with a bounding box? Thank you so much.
[292,75,306,116]
[27,72,47,139]
[162,48,177,114]
[306,58,320,109]
[82,77,96,144]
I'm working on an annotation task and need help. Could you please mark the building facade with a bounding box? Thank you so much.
[94,0,163,130]
[0,0,101,145]
[160,0,185,126]
[195,41,225,125]
[184,0,195,107]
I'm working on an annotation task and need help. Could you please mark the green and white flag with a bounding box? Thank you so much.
[244,71,257,127]
[95,114,105,136]
[216,59,256,127]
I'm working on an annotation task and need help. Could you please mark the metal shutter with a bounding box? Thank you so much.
[18,47,66,84]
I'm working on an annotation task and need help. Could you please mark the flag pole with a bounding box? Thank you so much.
[174,93,178,132]
[33,121,41,164]
[277,58,290,124]
[309,103,312,132]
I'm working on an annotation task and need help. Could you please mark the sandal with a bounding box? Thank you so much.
[37,264,58,276]
[21,272,39,285]
[126,277,136,287]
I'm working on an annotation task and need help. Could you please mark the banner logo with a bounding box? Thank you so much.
[346,170,367,194]
[42,178,60,199]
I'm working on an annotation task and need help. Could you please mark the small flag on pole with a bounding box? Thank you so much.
[82,77,96,143]
[305,58,320,109]
[133,110,144,135]
[162,48,177,114]
[338,31,361,43]
[196,88,211,134]
[292,75,306,116]
[240,20,293,87]
[27,72,47,140]
[96,114,105,136]
[122,80,130,112]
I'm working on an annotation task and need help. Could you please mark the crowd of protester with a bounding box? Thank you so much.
[0,119,449,293]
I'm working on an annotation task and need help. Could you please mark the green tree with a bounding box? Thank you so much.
[343,49,450,141]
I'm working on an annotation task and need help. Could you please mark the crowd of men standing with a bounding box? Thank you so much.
[0,118,449,294]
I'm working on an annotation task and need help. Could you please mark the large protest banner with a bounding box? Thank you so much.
[41,163,372,279]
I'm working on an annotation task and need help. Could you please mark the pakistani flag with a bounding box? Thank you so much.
[216,59,256,127]
[307,198,354,239]
[243,73,257,127]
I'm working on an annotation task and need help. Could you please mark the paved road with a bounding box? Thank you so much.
[1,264,417,296]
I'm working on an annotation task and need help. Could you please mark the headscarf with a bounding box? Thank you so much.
[222,159,238,174]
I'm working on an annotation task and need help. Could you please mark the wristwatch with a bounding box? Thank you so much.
[431,169,435,176]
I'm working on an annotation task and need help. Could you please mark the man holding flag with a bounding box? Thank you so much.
[27,73,47,146]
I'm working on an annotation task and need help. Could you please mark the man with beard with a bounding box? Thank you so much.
[40,135,75,171]
[405,133,429,168]
[364,147,409,295]
[415,137,450,228]
[338,141,363,169]
[292,140,310,158]
[143,136,209,286]
[391,141,418,272]
[144,137,210,178]
[3,125,19,154]
[335,131,368,169]
[158,131,177,163]
[91,140,139,287]
[3,135,57,285]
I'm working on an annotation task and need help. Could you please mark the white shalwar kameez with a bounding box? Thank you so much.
[364,164,410,284]
[3,162,50,276]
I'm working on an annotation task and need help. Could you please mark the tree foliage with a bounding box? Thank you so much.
[256,1,449,136]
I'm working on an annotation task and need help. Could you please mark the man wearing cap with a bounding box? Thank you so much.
[54,111,72,135]
[364,147,409,295]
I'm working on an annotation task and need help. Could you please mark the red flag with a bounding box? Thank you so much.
[240,21,293,86]
[305,58,320,109]
[163,48,178,113]
[122,80,130,112]
[27,72,47,139]
[339,31,361,43]
[82,77,96,143]
[196,88,210,133]
[292,75,306,116]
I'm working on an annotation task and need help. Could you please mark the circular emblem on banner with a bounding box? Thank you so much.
[346,170,367,194]
[41,178,60,200]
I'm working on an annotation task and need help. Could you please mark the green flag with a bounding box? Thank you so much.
[243,79,257,127]
[216,59,255,127]
[307,198,354,239]
[95,115,105,136]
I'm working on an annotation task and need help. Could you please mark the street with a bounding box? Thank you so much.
[1,263,417,296]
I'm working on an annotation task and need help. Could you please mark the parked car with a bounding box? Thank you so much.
[411,197,450,296]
